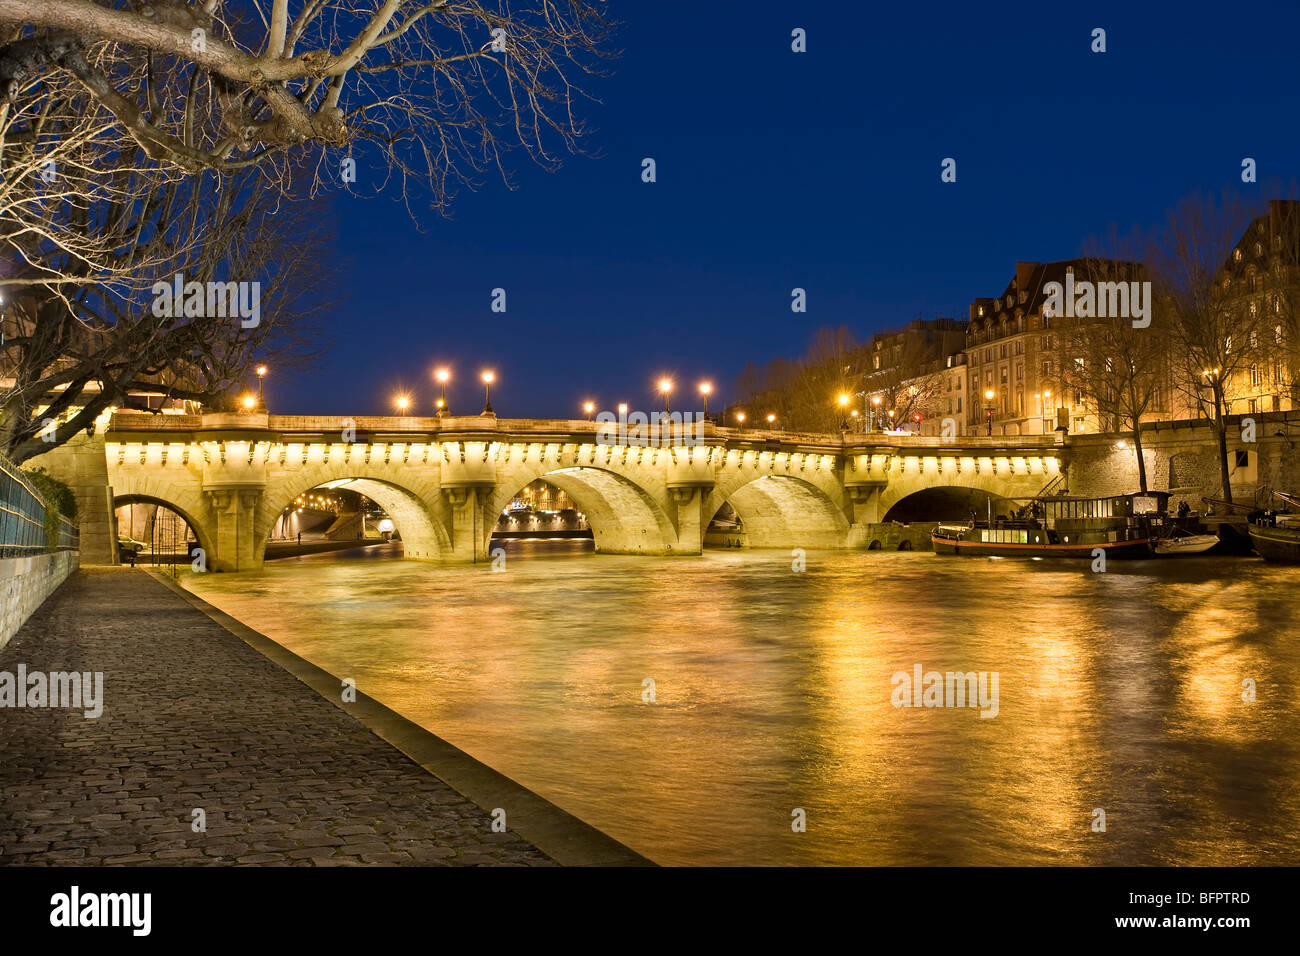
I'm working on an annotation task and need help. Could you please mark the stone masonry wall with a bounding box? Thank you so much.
[1067,420,1300,505]
[0,551,79,650]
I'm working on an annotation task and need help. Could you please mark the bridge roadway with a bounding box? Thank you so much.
[34,411,1066,571]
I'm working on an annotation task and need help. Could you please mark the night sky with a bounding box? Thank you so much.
[271,0,1300,418]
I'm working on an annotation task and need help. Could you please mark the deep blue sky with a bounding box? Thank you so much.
[268,0,1300,417]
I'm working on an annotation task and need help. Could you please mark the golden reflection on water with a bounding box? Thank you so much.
[184,545,1300,866]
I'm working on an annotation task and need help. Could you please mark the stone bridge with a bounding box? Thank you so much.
[34,412,1067,570]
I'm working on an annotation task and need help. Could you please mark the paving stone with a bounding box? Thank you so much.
[0,569,554,867]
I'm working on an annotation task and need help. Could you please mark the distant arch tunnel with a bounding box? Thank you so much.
[881,486,1021,524]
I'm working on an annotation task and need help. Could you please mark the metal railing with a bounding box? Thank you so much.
[0,453,78,558]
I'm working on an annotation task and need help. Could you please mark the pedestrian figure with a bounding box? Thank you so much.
[297,531,302,545]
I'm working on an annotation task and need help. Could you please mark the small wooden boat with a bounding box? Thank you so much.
[1153,531,1219,555]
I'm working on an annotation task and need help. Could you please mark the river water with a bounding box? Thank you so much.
[182,542,1300,866]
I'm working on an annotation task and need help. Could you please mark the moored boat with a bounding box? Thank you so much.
[1249,504,1300,563]
[1153,531,1220,555]
[932,491,1169,559]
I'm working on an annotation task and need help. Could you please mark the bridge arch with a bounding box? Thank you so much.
[881,485,1021,523]
[487,465,679,555]
[703,474,850,549]
[259,468,451,561]
[112,492,214,561]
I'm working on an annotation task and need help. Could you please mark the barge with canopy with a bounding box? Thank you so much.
[931,491,1170,559]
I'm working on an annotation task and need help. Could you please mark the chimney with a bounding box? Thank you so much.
[1015,261,1038,293]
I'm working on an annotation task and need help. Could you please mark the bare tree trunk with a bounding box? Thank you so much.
[1214,388,1233,504]
[1132,422,1148,493]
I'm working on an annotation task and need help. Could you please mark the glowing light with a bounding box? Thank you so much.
[435,368,450,383]
[256,365,267,377]
[736,411,746,424]
[583,401,595,414]
[766,413,776,424]
[240,394,256,410]
[659,378,673,394]
[838,393,849,407]
[699,382,712,396]
[394,395,411,413]
[985,389,995,401]
[482,370,495,385]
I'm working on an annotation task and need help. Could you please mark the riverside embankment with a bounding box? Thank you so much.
[0,567,646,866]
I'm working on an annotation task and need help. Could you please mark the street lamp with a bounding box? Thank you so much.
[699,381,712,419]
[240,393,256,412]
[256,364,267,409]
[766,413,776,426]
[984,388,995,436]
[887,409,895,432]
[481,370,496,416]
[837,393,850,429]
[870,394,882,433]
[583,400,595,421]
[1043,389,1053,433]
[618,402,628,417]
[659,378,673,414]
[735,410,746,427]
[435,368,450,416]
[394,394,411,415]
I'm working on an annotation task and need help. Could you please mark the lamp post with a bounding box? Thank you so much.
[870,394,881,433]
[255,365,267,409]
[887,409,895,432]
[837,393,850,430]
[240,393,256,413]
[435,368,450,416]
[984,388,995,436]
[735,410,746,428]
[394,394,411,416]
[481,371,495,416]
[850,409,859,431]
[1043,389,1053,434]
[766,413,776,427]
[583,401,595,421]
[699,381,712,419]
[659,378,673,414]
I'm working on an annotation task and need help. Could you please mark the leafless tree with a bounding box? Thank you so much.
[1,158,325,463]
[1053,258,1168,492]
[0,1,615,211]
[1144,191,1283,503]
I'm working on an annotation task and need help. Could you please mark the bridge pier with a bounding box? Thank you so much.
[206,490,263,572]
[445,486,495,563]
[667,486,706,556]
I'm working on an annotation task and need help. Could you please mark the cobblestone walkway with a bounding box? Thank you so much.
[0,568,554,866]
